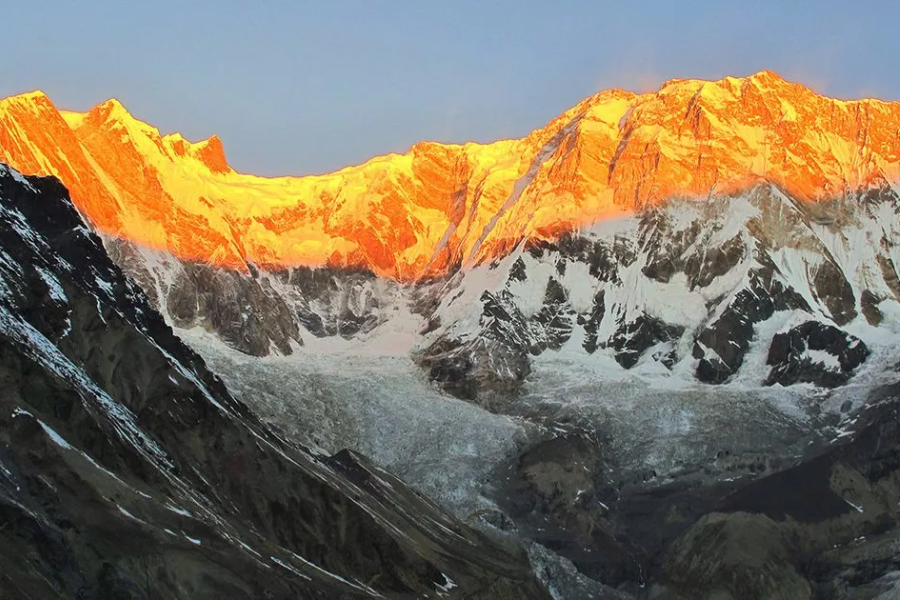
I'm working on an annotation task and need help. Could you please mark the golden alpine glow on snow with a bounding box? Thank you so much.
[2,70,900,279]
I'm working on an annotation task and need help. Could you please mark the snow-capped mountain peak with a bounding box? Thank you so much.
[3,71,900,280]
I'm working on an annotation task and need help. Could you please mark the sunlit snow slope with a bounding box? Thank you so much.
[3,71,900,279]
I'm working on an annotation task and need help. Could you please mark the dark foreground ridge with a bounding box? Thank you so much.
[0,163,547,599]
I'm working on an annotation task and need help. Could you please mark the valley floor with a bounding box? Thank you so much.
[178,325,900,598]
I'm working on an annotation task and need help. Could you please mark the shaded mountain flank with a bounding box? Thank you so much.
[0,164,548,599]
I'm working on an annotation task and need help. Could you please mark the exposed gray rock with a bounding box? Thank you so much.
[765,321,870,387]
[107,240,301,356]
[693,266,810,384]
[607,314,683,369]
[813,259,858,326]
[653,396,900,599]
[529,278,575,354]
[169,264,300,355]
[495,430,642,589]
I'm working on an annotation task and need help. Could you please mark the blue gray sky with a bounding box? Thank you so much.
[2,1,897,175]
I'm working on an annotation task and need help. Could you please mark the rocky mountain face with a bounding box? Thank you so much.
[655,392,900,599]
[3,70,900,598]
[417,179,900,400]
[3,72,897,391]
[71,177,898,405]
[3,71,900,279]
[101,178,898,398]
[87,168,900,597]
[0,164,547,599]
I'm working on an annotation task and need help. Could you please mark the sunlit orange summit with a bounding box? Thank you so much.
[2,70,900,280]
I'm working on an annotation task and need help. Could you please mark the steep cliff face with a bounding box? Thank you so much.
[3,71,900,279]
[0,164,547,599]
[415,181,900,399]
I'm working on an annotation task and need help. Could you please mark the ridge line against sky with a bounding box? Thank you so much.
[3,0,899,176]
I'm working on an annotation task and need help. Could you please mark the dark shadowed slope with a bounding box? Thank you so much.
[0,163,547,599]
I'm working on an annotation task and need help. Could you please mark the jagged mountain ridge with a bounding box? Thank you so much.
[0,163,547,598]
[3,71,900,279]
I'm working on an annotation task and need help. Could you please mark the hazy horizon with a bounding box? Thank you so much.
[4,1,899,176]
